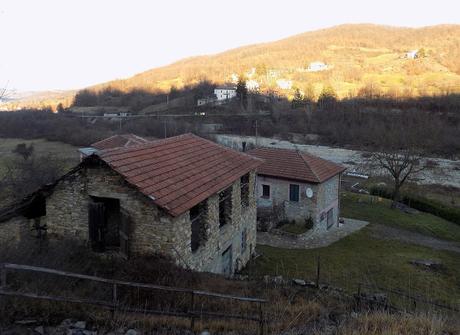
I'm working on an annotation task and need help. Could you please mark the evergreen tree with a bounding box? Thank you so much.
[317,85,337,110]
[291,88,305,109]
[236,77,248,108]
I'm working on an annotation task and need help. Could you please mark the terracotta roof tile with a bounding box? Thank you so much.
[97,134,262,217]
[247,147,345,183]
[91,134,150,150]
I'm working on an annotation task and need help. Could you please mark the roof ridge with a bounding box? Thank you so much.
[99,133,194,156]
[96,133,262,217]
[297,149,321,183]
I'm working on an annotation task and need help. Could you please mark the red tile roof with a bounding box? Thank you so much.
[97,134,262,217]
[247,147,345,183]
[91,134,150,150]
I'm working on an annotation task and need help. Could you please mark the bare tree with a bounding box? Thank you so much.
[366,149,426,207]
[0,86,6,100]
[363,122,430,208]
[0,81,11,101]
[12,143,35,160]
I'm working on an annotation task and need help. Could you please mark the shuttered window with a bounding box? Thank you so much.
[289,184,300,202]
[262,184,270,198]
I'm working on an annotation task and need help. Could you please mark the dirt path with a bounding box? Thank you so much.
[369,224,460,253]
[257,218,369,249]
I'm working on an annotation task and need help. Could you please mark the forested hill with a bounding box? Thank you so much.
[5,24,460,109]
[95,24,460,98]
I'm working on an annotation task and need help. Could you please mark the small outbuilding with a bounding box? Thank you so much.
[247,147,346,232]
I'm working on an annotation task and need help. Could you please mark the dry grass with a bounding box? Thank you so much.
[1,240,459,334]
[338,311,457,335]
[0,241,339,334]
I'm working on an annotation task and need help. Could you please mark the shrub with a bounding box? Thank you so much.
[305,216,314,230]
[369,186,460,225]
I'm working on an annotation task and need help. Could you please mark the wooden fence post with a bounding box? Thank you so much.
[315,256,321,289]
[258,301,264,335]
[357,284,362,310]
[112,284,117,305]
[0,264,6,313]
[190,291,195,331]
[0,264,6,289]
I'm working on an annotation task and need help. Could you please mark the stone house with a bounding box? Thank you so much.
[247,147,345,232]
[0,134,262,275]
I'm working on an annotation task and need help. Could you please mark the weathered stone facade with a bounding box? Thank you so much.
[0,163,257,274]
[256,174,341,232]
[169,170,257,273]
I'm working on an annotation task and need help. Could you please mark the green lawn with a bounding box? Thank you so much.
[246,192,460,307]
[341,192,460,242]
[253,236,460,306]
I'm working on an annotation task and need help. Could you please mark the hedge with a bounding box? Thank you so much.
[369,186,460,225]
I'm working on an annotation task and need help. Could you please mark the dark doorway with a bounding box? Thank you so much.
[88,196,121,252]
[222,245,233,275]
[326,208,334,230]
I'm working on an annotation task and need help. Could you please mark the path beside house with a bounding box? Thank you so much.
[369,224,460,253]
[257,218,369,249]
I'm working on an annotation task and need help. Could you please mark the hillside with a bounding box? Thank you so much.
[4,24,460,109]
[97,24,460,99]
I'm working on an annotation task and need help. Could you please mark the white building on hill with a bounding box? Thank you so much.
[246,80,260,91]
[214,86,237,101]
[276,79,292,90]
[307,61,328,72]
[406,50,419,59]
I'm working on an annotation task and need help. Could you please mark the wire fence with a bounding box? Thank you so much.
[0,263,268,334]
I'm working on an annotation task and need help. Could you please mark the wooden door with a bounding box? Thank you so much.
[88,202,106,252]
[119,209,131,258]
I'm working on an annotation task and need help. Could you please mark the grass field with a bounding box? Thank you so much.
[360,176,460,209]
[247,193,460,307]
[0,138,80,204]
[0,138,79,173]
[341,192,460,242]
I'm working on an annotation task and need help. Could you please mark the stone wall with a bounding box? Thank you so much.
[2,163,258,275]
[0,216,32,251]
[44,165,174,256]
[255,174,341,232]
[315,175,341,231]
[172,171,257,273]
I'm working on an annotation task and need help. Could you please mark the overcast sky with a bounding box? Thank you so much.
[1,0,459,91]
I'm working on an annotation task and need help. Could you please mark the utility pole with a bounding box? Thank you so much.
[254,120,259,147]
[119,116,122,131]
[164,119,167,139]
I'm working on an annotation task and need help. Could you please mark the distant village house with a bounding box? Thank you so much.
[307,61,329,72]
[245,80,260,91]
[405,50,419,59]
[214,85,237,101]
[276,79,292,90]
